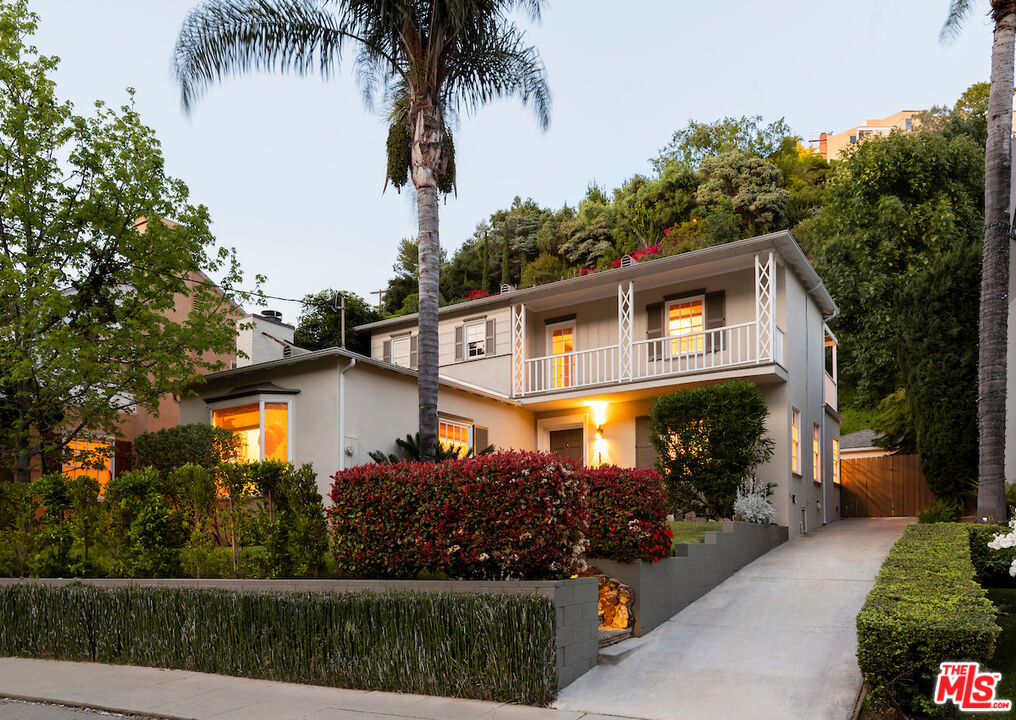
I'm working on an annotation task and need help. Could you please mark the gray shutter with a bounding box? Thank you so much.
[473,426,489,453]
[635,416,657,470]
[410,334,418,369]
[485,318,496,356]
[705,291,725,353]
[646,302,664,361]
[382,340,391,363]
[454,325,464,361]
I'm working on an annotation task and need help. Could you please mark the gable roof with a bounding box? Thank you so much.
[356,230,836,333]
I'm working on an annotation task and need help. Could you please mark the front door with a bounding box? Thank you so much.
[550,428,584,462]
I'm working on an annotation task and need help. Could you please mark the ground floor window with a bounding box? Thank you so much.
[439,418,471,455]
[832,436,840,484]
[812,424,821,484]
[63,438,112,494]
[212,400,290,462]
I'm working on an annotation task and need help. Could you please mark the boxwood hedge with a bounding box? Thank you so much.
[0,582,557,705]
[857,524,1000,715]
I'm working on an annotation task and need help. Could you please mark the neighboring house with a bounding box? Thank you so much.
[838,429,890,462]
[815,110,921,161]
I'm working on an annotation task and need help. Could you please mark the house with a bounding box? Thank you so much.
[814,110,921,161]
[181,231,840,537]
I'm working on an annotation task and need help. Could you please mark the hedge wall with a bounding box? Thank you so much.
[585,466,672,563]
[0,583,557,705]
[857,524,1000,715]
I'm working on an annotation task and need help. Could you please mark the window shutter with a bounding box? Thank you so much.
[646,302,664,361]
[635,416,657,470]
[454,325,464,361]
[485,318,496,356]
[705,291,725,353]
[410,334,418,369]
[473,426,489,453]
[383,340,391,363]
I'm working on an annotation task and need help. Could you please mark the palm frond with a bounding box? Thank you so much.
[941,0,977,42]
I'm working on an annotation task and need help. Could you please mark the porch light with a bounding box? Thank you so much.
[586,401,609,429]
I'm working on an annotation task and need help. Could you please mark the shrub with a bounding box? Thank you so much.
[585,466,671,562]
[732,476,776,525]
[329,451,589,580]
[134,424,241,479]
[104,467,183,577]
[28,473,104,578]
[857,524,1000,715]
[0,582,557,704]
[650,380,774,518]
[968,523,1016,588]
[917,497,962,524]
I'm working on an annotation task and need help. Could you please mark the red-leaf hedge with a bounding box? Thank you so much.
[585,466,672,563]
[328,452,589,580]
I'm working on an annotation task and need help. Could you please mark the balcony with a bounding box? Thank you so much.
[517,321,784,397]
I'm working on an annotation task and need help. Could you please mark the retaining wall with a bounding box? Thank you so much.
[593,521,788,636]
[0,576,599,691]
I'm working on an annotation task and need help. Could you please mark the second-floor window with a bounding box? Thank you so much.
[391,336,411,368]
[464,319,486,359]
[548,322,574,389]
[667,296,704,354]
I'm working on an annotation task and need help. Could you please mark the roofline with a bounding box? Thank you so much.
[356,231,837,333]
[195,347,520,406]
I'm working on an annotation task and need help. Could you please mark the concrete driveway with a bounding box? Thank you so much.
[554,518,910,720]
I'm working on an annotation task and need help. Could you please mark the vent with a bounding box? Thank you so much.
[229,360,237,370]
[619,255,636,268]
[261,309,283,321]
[283,345,292,358]
[499,283,515,294]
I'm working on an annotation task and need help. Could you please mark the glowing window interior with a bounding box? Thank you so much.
[667,298,704,354]
[212,401,289,462]
[63,438,112,494]
[550,326,573,389]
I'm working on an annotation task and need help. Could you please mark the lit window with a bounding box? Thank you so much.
[791,409,801,475]
[832,437,840,485]
[549,324,574,389]
[813,424,821,484]
[464,320,486,359]
[667,297,704,354]
[212,401,290,462]
[391,336,411,368]
[63,439,112,494]
[439,418,471,455]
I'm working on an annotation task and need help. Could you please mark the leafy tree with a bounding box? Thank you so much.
[694,151,790,234]
[293,289,382,354]
[175,0,550,463]
[653,114,793,170]
[520,252,566,288]
[943,0,1014,522]
[0,3,253,482]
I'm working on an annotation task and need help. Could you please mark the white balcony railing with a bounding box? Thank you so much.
[523,344,619,395]
[824,372,837,411]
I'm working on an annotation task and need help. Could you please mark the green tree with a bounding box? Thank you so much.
[520,252,566,288]
[0,2,253,482]
[294,289,382,354]
[653,114,793,170]
[175,0,550,462]
[943,1,1014,521]
[694,150,790,235]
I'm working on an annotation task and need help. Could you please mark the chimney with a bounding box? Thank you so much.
[235,311,296,367]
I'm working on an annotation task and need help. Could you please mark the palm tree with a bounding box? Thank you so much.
[174,0,550,461]
[943,1,1015,522]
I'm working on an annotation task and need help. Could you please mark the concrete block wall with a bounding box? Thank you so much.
[0,575,600,692]
[593,521,788,637]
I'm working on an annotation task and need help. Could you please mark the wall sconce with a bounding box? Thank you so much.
[586,401,608,433]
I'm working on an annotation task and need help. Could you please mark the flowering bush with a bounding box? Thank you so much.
[578,268,596,276]
[328,452,589,580]
[611,244,662,268]
[464,289,490,301]
[987,516,1016,578]
[732,476,776,525]
[585,466,671,563]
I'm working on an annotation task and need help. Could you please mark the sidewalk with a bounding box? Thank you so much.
[0,658,637,720]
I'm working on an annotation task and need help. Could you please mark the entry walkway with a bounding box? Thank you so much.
[554,518,910,720]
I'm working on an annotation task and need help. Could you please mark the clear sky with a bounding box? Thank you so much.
[31,0,996,318]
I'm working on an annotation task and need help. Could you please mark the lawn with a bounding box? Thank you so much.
[970,588,1016,719]
[669,520,723,548]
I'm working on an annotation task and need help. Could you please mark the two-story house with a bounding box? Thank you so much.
[180,231,839,536]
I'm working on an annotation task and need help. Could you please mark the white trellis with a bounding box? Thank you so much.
[617,280,633,381]
[511,303,527,396]
[755,251,774,363]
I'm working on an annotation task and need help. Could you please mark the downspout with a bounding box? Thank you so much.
[338,357,357,471]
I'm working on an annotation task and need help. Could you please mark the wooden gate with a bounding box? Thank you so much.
[840,454,934,517]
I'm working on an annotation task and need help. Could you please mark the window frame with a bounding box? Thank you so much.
[545,319,576,390]
[209,396,294,463]
[665,294,706,356]
[812,423,821,485]
[390,335,412,368]
[438,416,473,454]
[791,408,801,476]
[832,436,840,485]
[463,318,487,360]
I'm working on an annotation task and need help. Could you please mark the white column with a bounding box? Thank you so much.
[617,280,633,382]
[511,303,527,396]
[755,251,774,363]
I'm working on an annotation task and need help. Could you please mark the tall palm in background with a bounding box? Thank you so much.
[943,0,1015,522]
[174,0,550,461]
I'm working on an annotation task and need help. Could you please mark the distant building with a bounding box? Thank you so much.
[815,110,922,161]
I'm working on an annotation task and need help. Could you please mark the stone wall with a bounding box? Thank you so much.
[592,521,788,636]
[0,576,599,691]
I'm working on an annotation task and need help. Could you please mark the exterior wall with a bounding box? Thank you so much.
[236,315,295,368]
[821,110,920,161]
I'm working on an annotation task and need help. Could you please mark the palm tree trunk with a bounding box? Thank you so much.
[978,2,1015,523]
[412,100,443,463]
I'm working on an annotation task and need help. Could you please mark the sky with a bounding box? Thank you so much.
[31,0,996,319]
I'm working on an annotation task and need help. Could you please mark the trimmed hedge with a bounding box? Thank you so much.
[0,582,557,704]
[857,524,1000,715]
[328,451,588,580]
[585,466,672,563]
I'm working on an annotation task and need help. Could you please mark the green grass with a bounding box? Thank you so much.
[969,588,1016,719]
[669,520,723,548]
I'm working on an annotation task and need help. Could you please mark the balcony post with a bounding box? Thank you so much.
[618,280,633,382]
[511,303,527,396]
[755,251,774,362]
